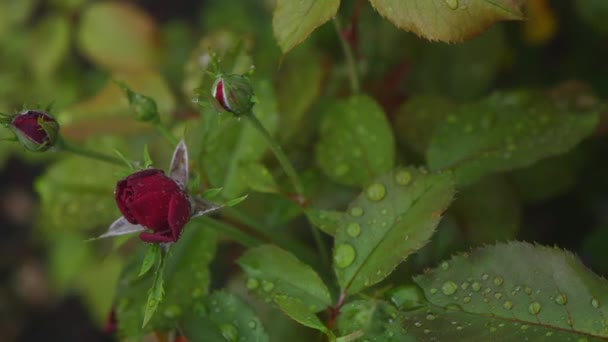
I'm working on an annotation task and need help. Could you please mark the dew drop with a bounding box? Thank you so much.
[493,276,504,286]
[471,282,481,292]
[426,314,436,321]
[261,280,274,292]
[482,274,489,281]
[489,327,497,333]
[545,332,553,337]
[528,301,541,315]
[430,288,438,295]
[463,296,471,303]
[423,329,431,334]
[441,261,449,270]
[347,222,361,237]
[503,301,514,310]
[520,325,529,331]
[494,292,503,300]
[592,298,600,308]
[554,293,568,305]
[334,244,356,268]
[220,324,238,342]
[414,322,422,327]
[456,326,463,331]
[350,207,364,217]
[441,281,458,296]
[524,286,532,295]
[246,278,259,290]
[248,321,257,329]
[395,170,412,186]
[366,183,387,201]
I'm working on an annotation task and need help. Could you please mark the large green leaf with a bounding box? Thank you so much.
[201,78,279,198]
[272,0,340,53]
[77,2,159,71]
[238,245,332,313]
[334,168,455,295]
[368,0,524,42]
[427,90,599,186]
[404,242,608,340]
[115,222,218,338]
[182,291,269,342]
[316,95,395,187]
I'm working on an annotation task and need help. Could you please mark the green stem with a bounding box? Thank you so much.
[198,216,262,248]
[333,17,360,94]
[155,123,179,146]
[241,111,330,266]
[57,138,125,166]
[242,111,305,197]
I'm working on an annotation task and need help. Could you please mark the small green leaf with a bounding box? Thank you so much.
[202,187,224,199]
[143,144,153,168]
[138,244,160,278]
[316,95,395,187]
[272,0,339,53]
[335,299,415,341]
[368,0,524,42]
[274,296,333,337]
[225,194,249,207]
[142,251,166,328]
[182,291,269,342]
[238,245,332,312]
[334,168,455,295]
[427,90,600,186]
[239,162,279,194]
[305,208,345,236]
[405,242,608,340]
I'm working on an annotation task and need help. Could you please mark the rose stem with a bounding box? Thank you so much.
[155,123,179,146]
[57,138,126,166]
[242,111,330,266]
[332,17,360,94]
[198,216,262,247]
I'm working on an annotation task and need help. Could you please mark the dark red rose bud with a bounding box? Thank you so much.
[211,74,254,116]
[115,169,191,243]
[9,110,59,152]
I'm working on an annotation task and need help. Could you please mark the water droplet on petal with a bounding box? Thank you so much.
[441,281,458,296]
[366,183,386,201]
[334,244,356,268]
[528,302,541,315]
[395,170,412,186]
[347,222,361,237]
[350,207,364,217]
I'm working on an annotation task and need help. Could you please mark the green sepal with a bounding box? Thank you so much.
[115,80,160,123]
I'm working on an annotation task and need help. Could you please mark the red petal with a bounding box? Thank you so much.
[128,192,171,231]
[168,192,191,241]
[214,79,230,111]
[139,230,175,243]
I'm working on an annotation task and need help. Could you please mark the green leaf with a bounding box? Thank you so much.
[335,299,415,341]
[238,245,332,313]
[316,95,395,187]
[274,296,333,337]
[368,0,524,43]
[77,2,159,71]
[334,168,455,295]
[272,0,340,53]
[305,208,345,236]
[405,241,608,340]
[138,244,160,278]
[239,162,279,194]
[451,175,520,245]
[27,14,70,78]
[426,90,599,186]
[224,194,249,207]
[142,263,165,328]
[183,291,269,342]
[394,95,453,156]
[201,78,279,198]
[115,222,218,336]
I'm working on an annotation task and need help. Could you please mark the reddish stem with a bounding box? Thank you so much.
[326,292,347,330]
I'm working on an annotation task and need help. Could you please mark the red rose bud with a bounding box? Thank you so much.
[211,74,254,115]
[104,308,117,335]
[9,110,59,152]
[115,169,191,243]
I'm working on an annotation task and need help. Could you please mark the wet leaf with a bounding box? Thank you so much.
[182,291,269,342]
[334,168,455,295]
[77,2,159,71]
[305,208,345,236]
[316,95,395,187]
[368,0,524,42]
[272,0,339,53]
[274,296,333,337]
[403,241,608,340]
[426,90,599,186]
[239,162,279,194]
[238,244,332,313]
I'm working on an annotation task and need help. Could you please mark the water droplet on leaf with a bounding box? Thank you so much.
[528,302,541,315]
[261,280,274,292]
[395,170,412,186]
[350,207,364,217]
[365,183,386,201]
[347,222,361,237]
[592,298,600,308]
[445,0,458,9]
[503,301,514,310]
[554,293,568,305]
[441,281,458,296]
[246,278,259,290]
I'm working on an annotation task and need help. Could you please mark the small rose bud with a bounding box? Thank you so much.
[9,110,59,152]
[115,81,159,122]
[115,169,191,243]
[211,74,254,115]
